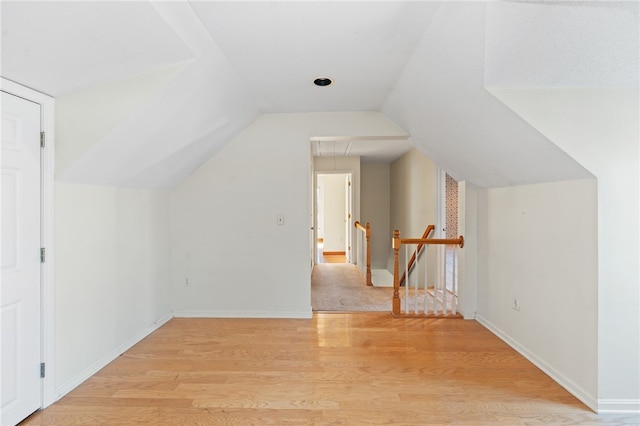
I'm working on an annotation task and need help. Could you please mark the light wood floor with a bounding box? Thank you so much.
[317,241,347,264]
[321,253,347,263]
[22,313,637,425]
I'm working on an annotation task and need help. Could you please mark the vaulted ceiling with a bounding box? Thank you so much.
[2,1,637,188]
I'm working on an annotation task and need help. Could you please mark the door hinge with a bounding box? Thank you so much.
[40,363,45,378]
[348,181,351,186]
[40,247,45,263]
[40,131,46,148]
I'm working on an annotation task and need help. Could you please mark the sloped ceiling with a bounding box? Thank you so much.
[382,1,633,187]
[483,1,639,179]
[2,1,636,189]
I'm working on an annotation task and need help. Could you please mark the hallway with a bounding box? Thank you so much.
[311,263,392,312]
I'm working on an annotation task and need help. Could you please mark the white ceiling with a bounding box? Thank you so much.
[484,1,639,88]
[312,137,412,164]
[190,1,440,112]
[1,2,194,96]
[1,1,637,188]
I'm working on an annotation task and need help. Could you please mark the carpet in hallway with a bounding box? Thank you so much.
[311,263,393,311]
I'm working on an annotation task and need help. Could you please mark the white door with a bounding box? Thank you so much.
[345,175,353,263]
[1,91,42,425]
[310,155,317,270]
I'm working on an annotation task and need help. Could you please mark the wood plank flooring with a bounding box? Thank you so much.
[22,313,638,425]
[320,253,347,264]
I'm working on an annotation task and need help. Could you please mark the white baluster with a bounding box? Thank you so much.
[359,231,364,276]
[404,245,409,314]
[413,243,418,314]
[432,245,437,314]
[452,245,458,315]
[423,244,428,314]
[443,245,448,315]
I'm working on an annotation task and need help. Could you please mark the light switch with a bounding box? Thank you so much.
[277,215,284,225]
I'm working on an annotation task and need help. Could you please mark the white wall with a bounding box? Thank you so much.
[361,163,391,269]
[487,88,639,411]
[321,174,347,252]
[54,183,172,397]
[476,179,598,410]
[483,2,639,411]
[171,114,310,317]
[171,112,398,318]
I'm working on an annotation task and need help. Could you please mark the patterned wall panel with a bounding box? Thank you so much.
[445,173,458,239]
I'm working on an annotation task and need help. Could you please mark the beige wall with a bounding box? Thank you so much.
[387,148,438,273]
[361,163,391,269]
[320,174,347,252]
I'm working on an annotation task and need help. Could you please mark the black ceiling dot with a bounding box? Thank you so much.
[313,77,333,87]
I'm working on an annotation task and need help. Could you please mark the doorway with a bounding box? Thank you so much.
[438,170,460,294]
[315,172,353,264]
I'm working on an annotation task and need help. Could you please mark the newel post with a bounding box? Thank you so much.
[365,222,372,286]
[392,230,401,315]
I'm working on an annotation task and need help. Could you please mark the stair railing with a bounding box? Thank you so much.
[392,229,464,316]
[354,221,372,286]
[398,224,435,287]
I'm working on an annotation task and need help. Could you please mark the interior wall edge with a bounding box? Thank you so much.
[53,312,172,402]
[173,310,313,319]
[475,314,598,413]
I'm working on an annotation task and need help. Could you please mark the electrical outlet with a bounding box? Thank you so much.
[185,278,190,287]
[512,298,520,311]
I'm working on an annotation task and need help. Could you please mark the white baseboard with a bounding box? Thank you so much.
[475,314,598,413]
[173,309,313,319]
[54,312,173,401]
[597,399,640,413]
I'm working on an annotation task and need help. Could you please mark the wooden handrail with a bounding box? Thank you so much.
[354,221,372,286]
[400,237,464,246]
[398,225,435,287]
[392,229,464,315]
[354,221,367,232]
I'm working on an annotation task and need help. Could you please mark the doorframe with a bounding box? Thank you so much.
[1,78,56,408]
[313,170,355,264]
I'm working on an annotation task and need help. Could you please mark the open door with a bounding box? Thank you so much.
[310,149,317,270]
[345,174,353,263]
[315,172,353,264]
[1,91,43,426]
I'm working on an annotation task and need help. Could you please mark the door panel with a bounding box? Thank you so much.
[1,91,42,426]
[345,175,352,263]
